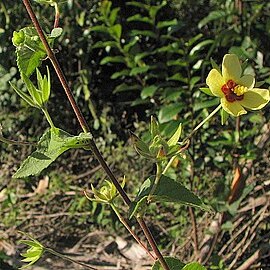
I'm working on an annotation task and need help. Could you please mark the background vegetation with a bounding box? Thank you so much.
[0,0,269,269]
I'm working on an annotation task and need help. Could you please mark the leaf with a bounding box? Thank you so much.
[158,103,182,123]
[157,19,178,29]
[129,175,211,218]
[167,123,182,146]
[198,10,226,29]
[13,27,47,76]
[141,85,159,99]
[127,14,153,25]
[210,57,221,73]
[221,108,229,125]
[126,1,149,10]
[109,24,122,40]
[113,83,141,93]
[92,40,119,49]
[9,82,37,108]
[111,69,130,79]
[13,128,92,178]
[50,27,63,38]
[194,98,219,111]
[130,29,157,39]
[199,87,215,96]
[109,7,120,25]
[130,66,150,76]
[152,256,185,270]
[189,40,214,55]
[90,25,110,34]
[182,262,207,270]
[100,55,126,65]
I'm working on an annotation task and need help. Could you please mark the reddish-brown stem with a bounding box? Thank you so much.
[53,4,60,28]
[21,1,169,269]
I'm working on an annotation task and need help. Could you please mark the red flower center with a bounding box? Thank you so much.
[221,80,244,102]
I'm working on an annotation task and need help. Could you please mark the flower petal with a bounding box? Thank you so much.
[222,54,242,82]
[237,74,255,89]
[221,98,247,116]
[239,88,270,110]
[206,69,224,97]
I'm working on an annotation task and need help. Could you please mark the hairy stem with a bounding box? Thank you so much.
[22,1,169,269]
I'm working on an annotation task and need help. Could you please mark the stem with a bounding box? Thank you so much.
[0,134,35,146]
[148,162,162,199]
[42,107,55,129]
[45,247,97,270]
[184,104,222,142]
[53,3,60,28]
[22,1,170,269]
[110,203,156,260]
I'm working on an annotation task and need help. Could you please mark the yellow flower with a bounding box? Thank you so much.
[206,54,270,116]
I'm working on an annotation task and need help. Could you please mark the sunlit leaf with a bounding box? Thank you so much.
[13,128,92,178]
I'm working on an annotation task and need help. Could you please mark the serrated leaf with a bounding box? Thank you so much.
[126,1,149,10]
[13,128,92,178]
[182,262,207,270]
[152,256,185,270]
[90,25,110,34]
[109,7,120,25]
[210,57,221,73]
[129,175,211,218]
[12,27,51,76]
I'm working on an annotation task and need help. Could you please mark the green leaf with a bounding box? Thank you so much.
[141,85,159,99]
[13,128,92,178]
[167,73,188,83]
[194,98,219,111]
[109,7,120,25]
[92,40,119,49]
[130,29,157,39]
[167,123,182,146]
[100,55,126,65]
[158,103,182,123]
[109,24,122,40]
[127,14,153,25]
[130,66,150,76]
[199,87,215,96]
[129,175,211,218]
[111,69,130,79]
[189,40,214,55]
[50,27,63,38]
[198,10,226,29]
[149,2,167,20]
[221,108,229,125]
[113,83,141,93]
[9,82,37,108]
[210,57,221,73]
[126,1,149,10]
[90,25,110,34]
[152,256,185,270]
[182,262,207,270]
[157,19,178,29]
[13,27,47,76]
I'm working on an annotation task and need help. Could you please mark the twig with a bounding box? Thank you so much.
[21,1,169,269]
